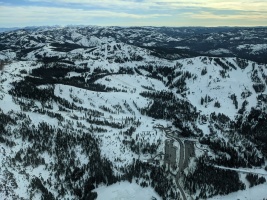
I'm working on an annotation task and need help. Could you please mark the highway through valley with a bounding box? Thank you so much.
[154,124,194,200]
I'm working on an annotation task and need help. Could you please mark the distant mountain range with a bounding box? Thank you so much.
[1,26,267,63]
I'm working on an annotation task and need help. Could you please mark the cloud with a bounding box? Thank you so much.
[188,11,267,21]
[0,5,170,27]
[154,0,267,14]
[1,1,267,27]
[27,0,267,12]
[27,0,154,10]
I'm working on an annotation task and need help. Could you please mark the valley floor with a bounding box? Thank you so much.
[94,181,162,200]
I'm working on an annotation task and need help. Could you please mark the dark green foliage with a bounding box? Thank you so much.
[251,69,262,83]
[257,94,267,103]
[225,60,237,70]
[237,108,267,157]
[139,90,200,136]
[211,112,231,124]
[200,95,213,107]
[0,60,5,70]
[219,69,228,78]
[241,90,252,99]
[184,157,245,198]
[134,67,143,75]
[20,69,27,74]
[201,97,204,105]
[238,100,248,114]
[36,55,62,64]
[140,90,174,101]
[31,64,73,78]
[246,173,266,188]
[201,67,207,75]
[236,58,249,69]
[214,58,229,70]
[142,46,199,60]
[30,177,55,200]
[6,117,117,199]
[9,80,54,102]
[230,94,238,109]
[137,65,183,87]
[214,101,221,108]
[253,84,266,93]
[122,159,177,200]
[27,63,132,93]
[205,95,213,103]
[118,66,135,74]
[0,109,17,126]
[141,85,154,90]
[200,137,249,167]
[0,135,16,147]
[84,192,98,200]
[172,71,195,93]
[50,42,89,52]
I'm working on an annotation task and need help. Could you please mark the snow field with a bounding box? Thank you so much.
[177,57,262,120]
[94,181,162,200]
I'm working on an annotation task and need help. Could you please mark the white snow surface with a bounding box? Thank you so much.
[177,57,262,120]
[175,46,190,49]
[94,181,162,200]
[237,44,267,54]
[207,48,232,55]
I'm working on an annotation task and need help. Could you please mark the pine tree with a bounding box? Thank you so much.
[201,97,204,105]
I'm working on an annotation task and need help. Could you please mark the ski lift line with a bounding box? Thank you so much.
[112,76,136,88]
[214,165,267,176]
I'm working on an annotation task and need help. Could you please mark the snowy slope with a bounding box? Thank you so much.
[175,57,266,120]
[94,182,162,200]
[0,27,267,200]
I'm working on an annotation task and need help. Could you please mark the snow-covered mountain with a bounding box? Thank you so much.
[0,26,267,200]
[1,26,267,63]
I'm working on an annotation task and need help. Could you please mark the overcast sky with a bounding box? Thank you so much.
[0,0,267,27]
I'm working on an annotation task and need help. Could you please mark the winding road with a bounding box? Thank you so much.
[154,125,190,200]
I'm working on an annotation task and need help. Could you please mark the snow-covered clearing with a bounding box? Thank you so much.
[94,181,162,200]
[237,44,267,54]
[178,57,260,120]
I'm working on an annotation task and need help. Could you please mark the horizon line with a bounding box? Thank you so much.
[1,25,267,29]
